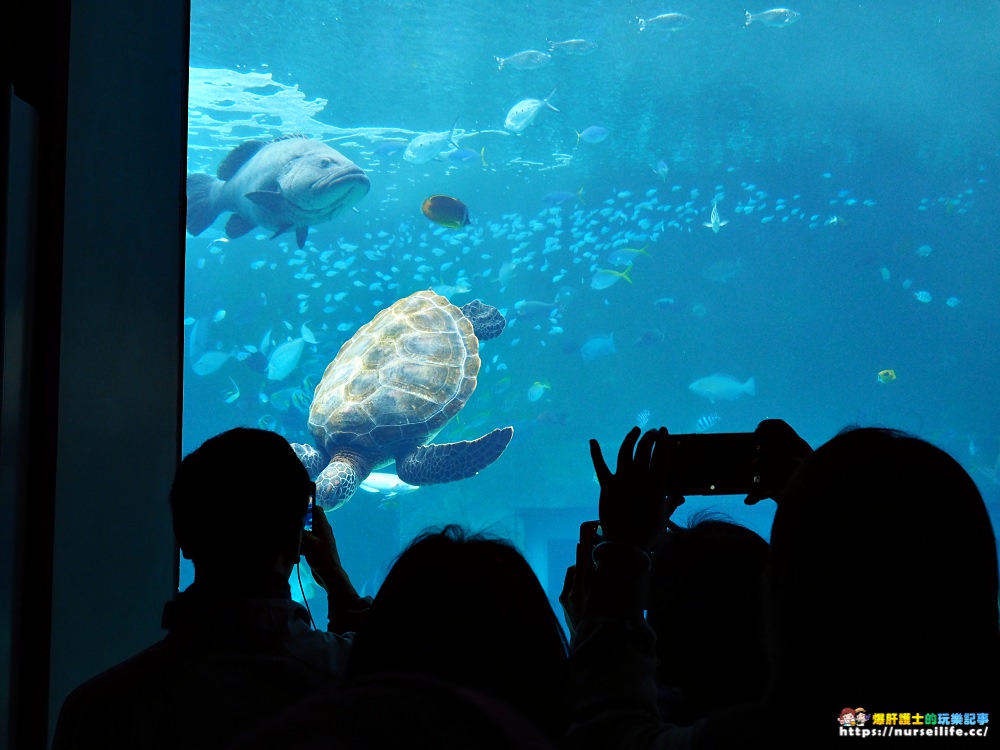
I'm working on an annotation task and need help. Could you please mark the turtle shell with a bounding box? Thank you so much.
[308,290,480,464]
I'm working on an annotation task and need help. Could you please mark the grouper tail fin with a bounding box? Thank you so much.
[186,172,221,236]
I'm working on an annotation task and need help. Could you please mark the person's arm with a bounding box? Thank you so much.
[566,427,694,750]
[300,509,371,633]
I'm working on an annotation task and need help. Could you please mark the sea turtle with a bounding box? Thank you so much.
[291,290,514,510]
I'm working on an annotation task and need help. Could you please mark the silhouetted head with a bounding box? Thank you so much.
[170,428,313,575]
[647,512,769,720]
[347,525,570,741]
[768,427,999,705]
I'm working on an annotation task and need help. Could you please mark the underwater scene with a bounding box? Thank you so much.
[184,1,1000,623]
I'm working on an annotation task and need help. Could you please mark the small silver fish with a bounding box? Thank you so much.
[637,13,693,32]
[702,201,729,233]
[504,88,559,133]
[404,122,459,164]
[495,49,552,71]
[744,8,801,28]
[547,38,598,55]
[590,264,633,290]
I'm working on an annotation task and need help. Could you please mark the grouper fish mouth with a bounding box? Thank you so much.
[186,135,371,249]
[296,165,370,213]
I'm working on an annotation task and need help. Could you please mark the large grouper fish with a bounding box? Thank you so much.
[186,134,370,249]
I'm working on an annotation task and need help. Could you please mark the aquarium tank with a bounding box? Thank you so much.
[184,1,1000,626]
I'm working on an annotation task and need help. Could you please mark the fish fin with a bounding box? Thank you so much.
[217,140,269,181]
[744,377,756,396]
[225,213,256,239]
[743,10,752,27]
[245,190,287,211]
[622,264,634,284]
[494,56,504,71]
[296,226,309,249]
[186,173,221,236]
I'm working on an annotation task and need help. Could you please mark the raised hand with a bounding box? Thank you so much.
[590,426,683,552]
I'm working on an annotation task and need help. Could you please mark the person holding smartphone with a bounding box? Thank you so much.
[563,421,811,749]
[53,427,370,750]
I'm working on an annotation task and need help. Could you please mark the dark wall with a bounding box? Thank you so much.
[2,1,188,747]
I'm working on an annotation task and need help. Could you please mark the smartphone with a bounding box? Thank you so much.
[661,432,762,496]
[303,492,314,532]
[576,520,603,571]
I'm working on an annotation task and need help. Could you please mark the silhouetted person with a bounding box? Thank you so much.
[53,427,369,750]
[759,427,999,744]
[347,525,570,745]
[647,512,769,724]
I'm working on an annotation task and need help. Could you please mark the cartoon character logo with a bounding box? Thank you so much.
[855,708,868,726]
[839,707,856,726]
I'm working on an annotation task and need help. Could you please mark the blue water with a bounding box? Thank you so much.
[184,1,1000,621]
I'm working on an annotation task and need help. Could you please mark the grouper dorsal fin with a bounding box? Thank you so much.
[217,140,269,181]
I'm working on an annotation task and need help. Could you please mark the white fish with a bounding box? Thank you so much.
[914,290,932,303]
[404,121,458,164]
[359,472,419,497]
[590,264,633,290]
[495,49,551,71]
[702,201,729,233]
[744,8,801,27]
[688,374,756,403]
[547,38,598,55]
[527,381,551,402]
[637,13,693,31]
[266,337,305,381]
[504,88,559,133]
[580,333,616,361]
[191,349,232,377]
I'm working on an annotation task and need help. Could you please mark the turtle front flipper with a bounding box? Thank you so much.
[396,426,514,485]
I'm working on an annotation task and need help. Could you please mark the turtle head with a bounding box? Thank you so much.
[290,441,327,478]
[315,460,359,511]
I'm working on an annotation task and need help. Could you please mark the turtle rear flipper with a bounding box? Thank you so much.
[396,426,514,485]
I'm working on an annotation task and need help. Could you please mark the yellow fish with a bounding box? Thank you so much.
[876,369,896,384]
